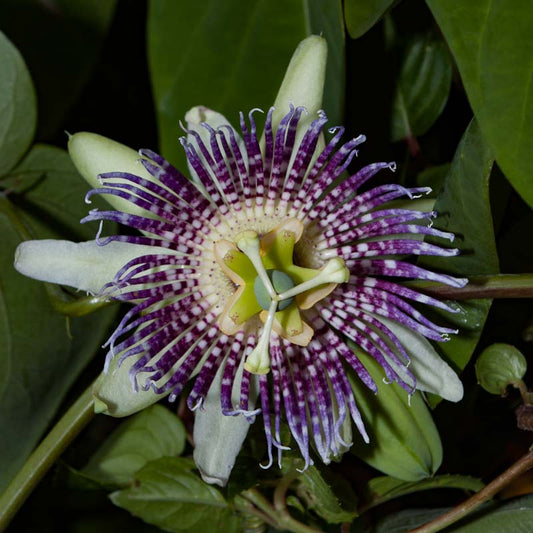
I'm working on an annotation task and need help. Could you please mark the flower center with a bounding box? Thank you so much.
[213,218,349,374]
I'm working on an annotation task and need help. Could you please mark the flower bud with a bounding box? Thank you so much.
[193,362,257,486]
[475,343,527,395]
[270,35,327,145]
[68,132,154,216]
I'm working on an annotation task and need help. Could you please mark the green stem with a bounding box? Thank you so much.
[0,381,96,529]
[407,274,533,299]
[242,486,322,533]
[234,494,279,529]
[407,448,533,533]
[45,283,113,317]
[512,380,533,405]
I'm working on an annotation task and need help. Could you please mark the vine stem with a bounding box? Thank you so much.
[407,274,533,299]
[0,381,96,530]
[407,448,533,533]
[242,482,322,533]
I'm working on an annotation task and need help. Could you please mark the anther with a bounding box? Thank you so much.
[244,299,278,374]
[278,258,349,301]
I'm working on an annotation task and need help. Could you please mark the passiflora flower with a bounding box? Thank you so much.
[14,35,465,486]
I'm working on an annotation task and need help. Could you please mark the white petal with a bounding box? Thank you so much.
[376,316,464,402]
[68,132,156,216]
[93,353,166,417]
[193,361,256,487]
[14,239,170,293]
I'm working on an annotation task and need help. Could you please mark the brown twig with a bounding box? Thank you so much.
[407,448,533,533]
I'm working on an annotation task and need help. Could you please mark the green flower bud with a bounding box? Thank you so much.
[271,35,327,127]
[475,343,527,395]
[347,342,442,481]
[267,35,327,154]
[68,132,154,216]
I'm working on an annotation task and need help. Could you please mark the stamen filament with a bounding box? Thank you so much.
[236,230,277,299]
[278,258,349,300]
[244,299,278,374]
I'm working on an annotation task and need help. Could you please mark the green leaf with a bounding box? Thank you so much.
[363,474,483,509]
[0,32,36,176]
[110,457,242,532]
[147,0,344,168]
[419,120,497,373]
[0,0,117,139]
[296,464,358,523]
[347,345,443,481]
[391,33,452,142]
[427,0,533,208]
[83,405,187,486]
[305,0,345,128]
[0,145,118,491]
[344,0,395,39]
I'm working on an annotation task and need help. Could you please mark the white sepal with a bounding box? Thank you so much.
[376,316,464,402]
[14,239,167,294]
[93,353,166,417]
[193,360,257,487]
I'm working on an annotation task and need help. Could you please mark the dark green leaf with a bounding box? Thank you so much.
[363,474,483,509]
[110,457,242,532]
[451,495,533,532]
[427,0,533,208]
[0,32,36,176]
[0,0,117,139]
[375,507,449,532]
[56,462,109,491]
[147,0,344,168]
[5,143,113,241]
[296,464,358,523]
[305,0,345,127]
[374,495,533,532]
[347,346,443,481]
[0,145,118,491]
[344,0,395,39]
[416,164,450,196]
[83,405,186,486]
[419,120,496,373]
[391,33,452,142]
